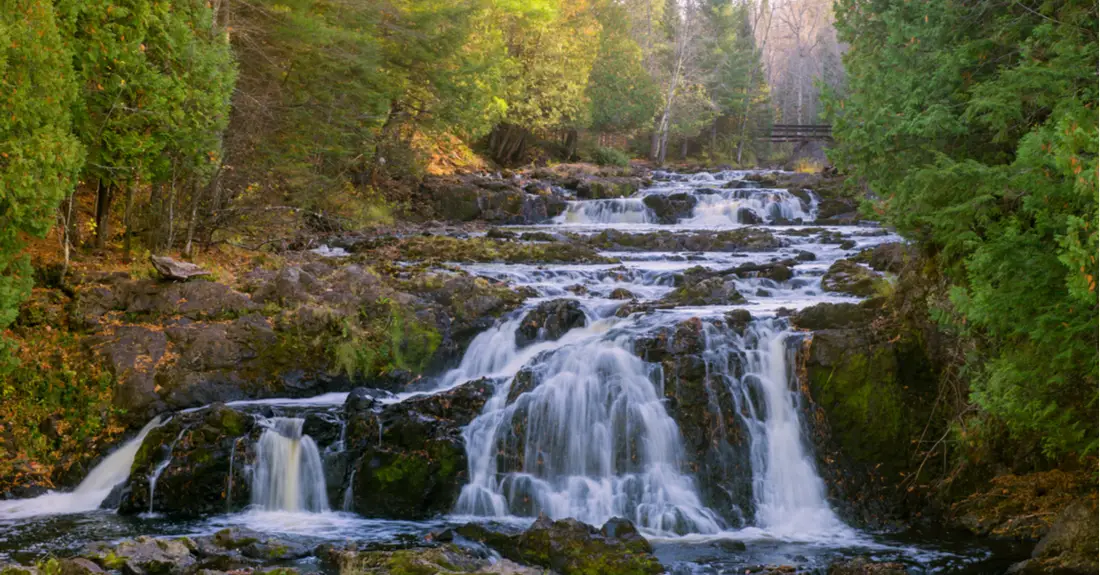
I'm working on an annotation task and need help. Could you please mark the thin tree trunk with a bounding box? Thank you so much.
[166,165,176,252]
[95,182,113,249]
[60,191,76,282]
[123,177,136,261]
[184,180,202,258]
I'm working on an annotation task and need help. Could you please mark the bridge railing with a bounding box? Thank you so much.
[767,124,832,142]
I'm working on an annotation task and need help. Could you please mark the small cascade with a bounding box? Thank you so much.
[251,417,329,513]
[684,188,816,225]
[0,417,164,519]
[147,428,188,514]
[342,469,356,511]
[226,437,243,511]
[555,199,654,224]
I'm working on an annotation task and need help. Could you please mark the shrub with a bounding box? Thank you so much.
[591,146,631,167]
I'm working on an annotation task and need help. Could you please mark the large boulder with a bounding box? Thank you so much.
[345,379,494,519]
[515,299,587,347]
[643,193,697,224]
[821,259,882,297]
[791,302,877,331]
[1009,497,1099,574]
[150,255,210,281]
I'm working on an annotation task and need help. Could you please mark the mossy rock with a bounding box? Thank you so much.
[821,260,883,297]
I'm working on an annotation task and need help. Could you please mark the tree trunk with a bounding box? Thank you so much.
[184,179,202,258]
[680,139,688,160]
[123,177,137,261]
[564,129,578,161]
[95,183,113,249]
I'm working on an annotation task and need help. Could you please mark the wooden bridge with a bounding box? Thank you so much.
[765,124,832,143]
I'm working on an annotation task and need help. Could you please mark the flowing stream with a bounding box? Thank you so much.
[0,170,1020,572]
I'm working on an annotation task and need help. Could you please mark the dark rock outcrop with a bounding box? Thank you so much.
[346,378,494,519]
[515,299,587,347]
[643,193,697,224]
[120,405,256,517]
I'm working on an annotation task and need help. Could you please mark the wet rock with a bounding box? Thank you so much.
[643,193,698,224]
[725,309,753,334]
[574,177,642,200]
[821,260,881,297]
[83,536,195,574]
[579,228,781,252]
[795,250,816,261]
[458,516,662,575]
[150,255,210,281]
[609,288,636,300]
[736,208,763,224]
[345,387,394,412]
[515,299,587,347]
[321,543,544,575]
[119,405,255,517]
[346,379,493,519]
[661,276,745,306]
[827,558,907,575]
[487,228,518,240]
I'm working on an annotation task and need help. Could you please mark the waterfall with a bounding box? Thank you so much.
[699,318,850,538]
[683,188,816,225]
[251,417,329,513]
[456,333,725,535]
[554,199,654,224]
[0,417,164,519]
[147,428,188,514]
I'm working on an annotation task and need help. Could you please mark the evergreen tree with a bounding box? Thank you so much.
[0,0,83,328]
[828,0,1098,457]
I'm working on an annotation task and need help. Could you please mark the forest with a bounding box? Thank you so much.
[0,0,1096,573]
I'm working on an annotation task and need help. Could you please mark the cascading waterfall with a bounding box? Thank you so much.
[251,417,329,513]
[0,417,165,519]
[456,333,725,535]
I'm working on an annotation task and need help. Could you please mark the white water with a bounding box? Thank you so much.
[683,188,816,226]
[251,417,329,513]
[455,336,724,535]
[0,417,164,519]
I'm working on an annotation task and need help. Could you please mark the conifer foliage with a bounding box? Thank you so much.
[828,0,1098,457]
